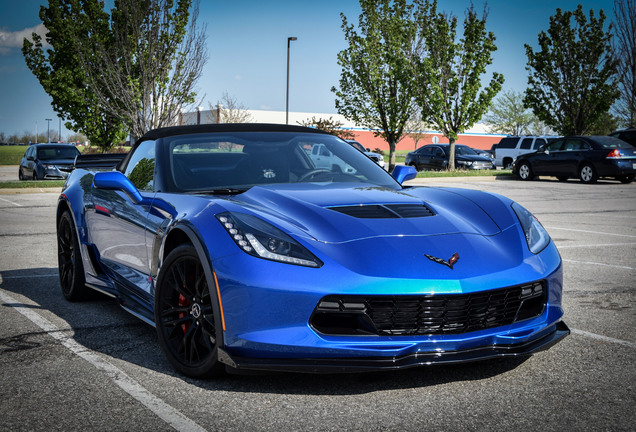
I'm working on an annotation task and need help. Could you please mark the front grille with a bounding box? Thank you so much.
[327,203,435,219]
[310,281,546,336]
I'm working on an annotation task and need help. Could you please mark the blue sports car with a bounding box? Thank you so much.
[57,124,568,378]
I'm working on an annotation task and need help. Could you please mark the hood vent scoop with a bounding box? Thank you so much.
[327,204,435,219]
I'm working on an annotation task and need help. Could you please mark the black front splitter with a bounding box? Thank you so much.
[218,321,570,374]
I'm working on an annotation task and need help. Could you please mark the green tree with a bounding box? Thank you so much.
[297,116,356,140]
[524,5,618,135]
[332,0,418,171]
[22,0,127,151]
[80,0,208,140]
[413,1,504,169]
[211,92,254,124]
[484,90,536,135]
[613,0,636,127]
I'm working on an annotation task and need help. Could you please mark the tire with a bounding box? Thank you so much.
[155,244,224,378]
[18,168,24,181]
[57,210,87,301]
[517,162,533,181]
[32,170,38,180]
[618,175,634,184]
[503,158,513,169]
[579,163,597,184]
[557,176,568,182]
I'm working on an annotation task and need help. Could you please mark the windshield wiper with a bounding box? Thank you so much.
[192,188,249,195]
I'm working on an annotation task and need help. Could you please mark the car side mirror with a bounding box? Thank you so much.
[392,165,417,184]
[93,171,145,204]
[27,156,34,161]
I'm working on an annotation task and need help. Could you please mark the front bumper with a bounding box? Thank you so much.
[219,321,570,373]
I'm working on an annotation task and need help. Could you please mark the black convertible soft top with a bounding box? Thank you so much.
[139,123,331,141]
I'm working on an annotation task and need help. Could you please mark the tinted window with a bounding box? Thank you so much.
[348,141,366,152]
[497,137,518,149]
[520,138,533,149]
[591,136,634,149]
[37,146,80,160]
[546,140,564,152]
[124,140,155,192]
[454,145,477,156]
[166,132,398,192]
[533,138,547,149]
[563,139,585,151]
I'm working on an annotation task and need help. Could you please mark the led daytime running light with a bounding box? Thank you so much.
[216,212,322,268]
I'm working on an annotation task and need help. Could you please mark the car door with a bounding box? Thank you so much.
[85,140,157,302]
[532,139,565,175]
[414,146,434,169]
[431,146,449,170]
[23,147,35,177]
[557,138,589,176]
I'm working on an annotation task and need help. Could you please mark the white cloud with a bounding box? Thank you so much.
[233,75,243,80]
[0,24,48,55]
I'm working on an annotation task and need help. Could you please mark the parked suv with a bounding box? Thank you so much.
[495,136,555,168]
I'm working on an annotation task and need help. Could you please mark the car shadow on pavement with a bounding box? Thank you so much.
[1,267,529,396]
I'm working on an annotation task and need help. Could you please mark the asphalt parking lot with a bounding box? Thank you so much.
[0,176,634,431]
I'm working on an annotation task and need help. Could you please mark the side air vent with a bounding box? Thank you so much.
[327,204,435,219]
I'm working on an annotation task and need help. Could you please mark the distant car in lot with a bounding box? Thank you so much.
[609,128,636,147]
[495,136,555,169]
[308,143,356,174]
[346,140,386,169]
[405,144,496,171]
[513,136,636,184]
[19,143,80,180]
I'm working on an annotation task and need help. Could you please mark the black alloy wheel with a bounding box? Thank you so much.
[155,244,224,378]
[579,163,598,184]
[517,162,533,180]
[57,210,87,301]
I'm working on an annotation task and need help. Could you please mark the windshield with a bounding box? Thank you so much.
[593,136,635,149]
[453,145,478,156]
[347,140,366,152]
[37,146,80,160]
[166,132,399,192]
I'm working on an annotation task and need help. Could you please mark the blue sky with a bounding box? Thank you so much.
[0,0,615,138]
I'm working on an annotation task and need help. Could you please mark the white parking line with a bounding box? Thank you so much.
[545,226,636,239]
[0,196,22,207]
[562,259,635,271]
[557,243,636,249]
[0,289,206,432]
[571,329,636,349]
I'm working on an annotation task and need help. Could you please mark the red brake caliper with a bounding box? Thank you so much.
[178,294,190,334]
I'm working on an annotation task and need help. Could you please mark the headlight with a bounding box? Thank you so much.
[511,202,551,254]
[216,212,322,268]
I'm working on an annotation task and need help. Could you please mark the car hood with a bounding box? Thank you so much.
[456,154,493,162]
[219,183,504,244]
[39,158,76,165]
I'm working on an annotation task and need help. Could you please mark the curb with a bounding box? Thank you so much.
[0,187,62,195]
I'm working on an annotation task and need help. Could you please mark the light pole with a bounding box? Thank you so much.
[286,36,297,125]
[45,118,52,143]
